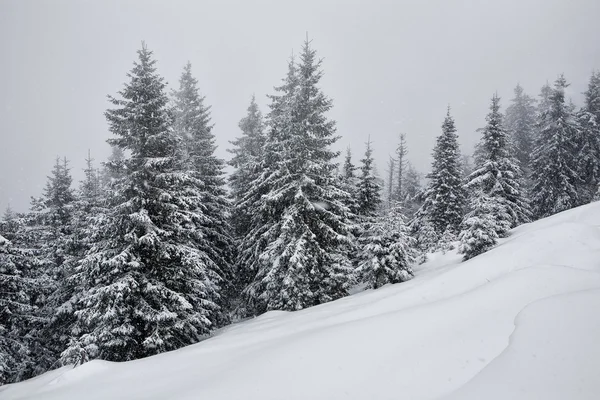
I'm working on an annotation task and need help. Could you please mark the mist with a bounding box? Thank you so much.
[1,0,599,211]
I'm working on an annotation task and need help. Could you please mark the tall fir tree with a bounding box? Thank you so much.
[464,94,530,235]
[402,162,423,219]
[357,139,382,218]
[386,155,395,209]
[357,205,415,289]
[505,84,537,179]
[0,234,40,384]
[64,44,224,363]
[575,70,600,203]
[24,157,76,369]
[171,62,234,321]
[394,133,408,203]
[414,108,465,236]
[530,75,581,218]
[238,40,354,315]
[340,147,360,216]
[458,191,505,261]
[228,95,266,239]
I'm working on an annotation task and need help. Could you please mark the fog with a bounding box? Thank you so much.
[1,0,599,212]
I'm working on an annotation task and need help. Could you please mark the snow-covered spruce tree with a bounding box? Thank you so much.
[530,75,581,219]
[537,82,553,117]
[238,40,354,315]
[394,133,408,204]
[505,84,537,179]
[0,234,37,384]
[414,108,465,236]
[228,95,266,241]
[575,70,600,203]
[340,146,360,216]
[355,139,384,278]
[458,191,506,261]
[100,144,126,188]
[24,157,77,370]
[402,163,423,219]
[357,205,415,289]
[65,44,224,363]
[171,62,234,321]
[0,206,52,384]
[386,156,395,209]
[465,94,530,236]
[357,139,382,218]
[48,152,104,366]
[233,56,300,303]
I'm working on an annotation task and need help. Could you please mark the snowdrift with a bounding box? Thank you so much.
[2,203,600,400]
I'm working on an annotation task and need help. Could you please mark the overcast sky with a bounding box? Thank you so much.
[1,0,599,212]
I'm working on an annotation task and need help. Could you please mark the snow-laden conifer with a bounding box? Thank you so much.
[65,44,224,363]
[238,40,354,315]
[530,75,581,218]
[465,94,530,234]
[505,84,537,179]
[576,71,600,203]
[357,205,414,289]
[413,109,465,236]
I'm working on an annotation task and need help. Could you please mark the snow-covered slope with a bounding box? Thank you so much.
[2,203,600,400]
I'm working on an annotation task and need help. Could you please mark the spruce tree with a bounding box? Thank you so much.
[228,95,266,239]
[386,155,395,209]
[0,234,37,384]
[402,163,423,219]
[357,205,414,289]
[65,44,224,363]
[530,75,581,218]
[357,139,382,218]
[415,108,465,236]
[25,157,76,369]
[394,133,408,203]
[505,84,537,178]
[340,147,360,216]
[576,70,600,203]
[465,94,530,235]
[458,192,504,261]
[172,62,234,321]
[238,40,353,315]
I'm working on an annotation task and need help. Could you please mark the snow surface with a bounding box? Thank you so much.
[2,202,600,400]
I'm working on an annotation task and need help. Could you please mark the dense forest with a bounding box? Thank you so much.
[1,39,599,385]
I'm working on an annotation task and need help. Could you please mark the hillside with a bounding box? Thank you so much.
[2,202,600,400]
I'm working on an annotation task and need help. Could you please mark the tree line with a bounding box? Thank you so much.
[1,39,599,384]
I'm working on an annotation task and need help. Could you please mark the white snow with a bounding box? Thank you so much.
[2,202,600,400]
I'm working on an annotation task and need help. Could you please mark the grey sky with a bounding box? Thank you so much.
[1,0,599,212]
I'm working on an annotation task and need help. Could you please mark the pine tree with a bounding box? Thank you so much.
[530,75,581,218]
[465,94,530,235]
[415,108,465,236]
[172,62,234,322]
[576,70,600,203]
[238,40,354,315]
[357,205,414,289]
[65,44,224,363]
[228,95,266,240]
[505,84,537,178]
[357,139,382,218]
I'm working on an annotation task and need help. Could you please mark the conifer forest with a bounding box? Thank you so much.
[1,2,600,393]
